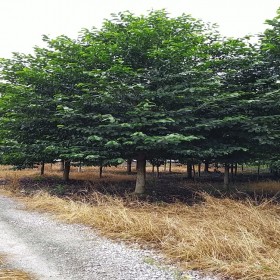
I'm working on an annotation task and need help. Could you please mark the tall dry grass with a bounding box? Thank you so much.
[23,191,280,280]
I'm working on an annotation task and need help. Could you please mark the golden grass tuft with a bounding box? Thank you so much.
[0,270,32,280]
[0,255,33,280]
[23,191,280,280]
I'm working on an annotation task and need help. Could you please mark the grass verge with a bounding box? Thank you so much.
[22,191,280,280]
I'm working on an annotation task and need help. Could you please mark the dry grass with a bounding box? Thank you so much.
[246,181,280,193]
[1,165,280,280]
[22,191,280,280]
[0,255,33,280]
[0,270,32,280]
[0,164,136,183]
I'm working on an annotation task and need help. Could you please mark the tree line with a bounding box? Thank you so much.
[0,9,279,193]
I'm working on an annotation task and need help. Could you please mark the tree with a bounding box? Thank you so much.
[260,8,280,90]
[2,8,280,191]
[66,11,221,193]
[0,59,59,171]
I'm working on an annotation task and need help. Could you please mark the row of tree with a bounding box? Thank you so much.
[0,10,279,193]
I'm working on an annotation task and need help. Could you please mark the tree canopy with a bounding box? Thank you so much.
[0,9,280,192]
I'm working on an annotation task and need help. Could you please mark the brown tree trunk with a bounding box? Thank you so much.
[231,164,234,180]
[187,163,192,179]
[234,163,238,176]
[193,164,196,179]
[40,161,45,175]
[152,165,155,173]
[204,161,209,172]
[257,163,260,181]
[63,160,71,181]
[156,165,160,178]
[164,160,167,172]
[169,159,172,173]
[135,154,146,194]
[99,165,103,178]
[127,159,132,174]
[224,163,230,189]
[198,163,201,177]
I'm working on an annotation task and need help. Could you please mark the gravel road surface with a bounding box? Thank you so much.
[0,194,219,280]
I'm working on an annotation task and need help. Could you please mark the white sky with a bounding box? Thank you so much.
[0,0,279,58]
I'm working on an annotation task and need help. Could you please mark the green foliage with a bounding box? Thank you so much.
[270,160,280,176]
[0,8,280,190]
[52,184,66,195]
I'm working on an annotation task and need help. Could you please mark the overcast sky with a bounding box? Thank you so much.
[0,0,279,58]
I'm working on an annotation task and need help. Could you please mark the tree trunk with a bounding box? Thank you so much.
[156,165,160,178]
[135,154,146,194]
[40,161,45,175]
[99,165,103,178]
[187,163,192,179]
[257,163,260,181]
[204,161,209,172]
[169,159,172,173]
[127,159,132,174]
[241,164,244,173]
[164,160,167,172]
[198,163,201,177]
[63,160,71,181]
[224,163,230,189]
[78,161,82,172]
[59,160,64,171]
[234,163,238,176]
[231,164,234,180]
[193,164,196,178]
[152,165,155,173]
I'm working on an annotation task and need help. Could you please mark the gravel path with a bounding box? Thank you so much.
[0,195,219,280]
